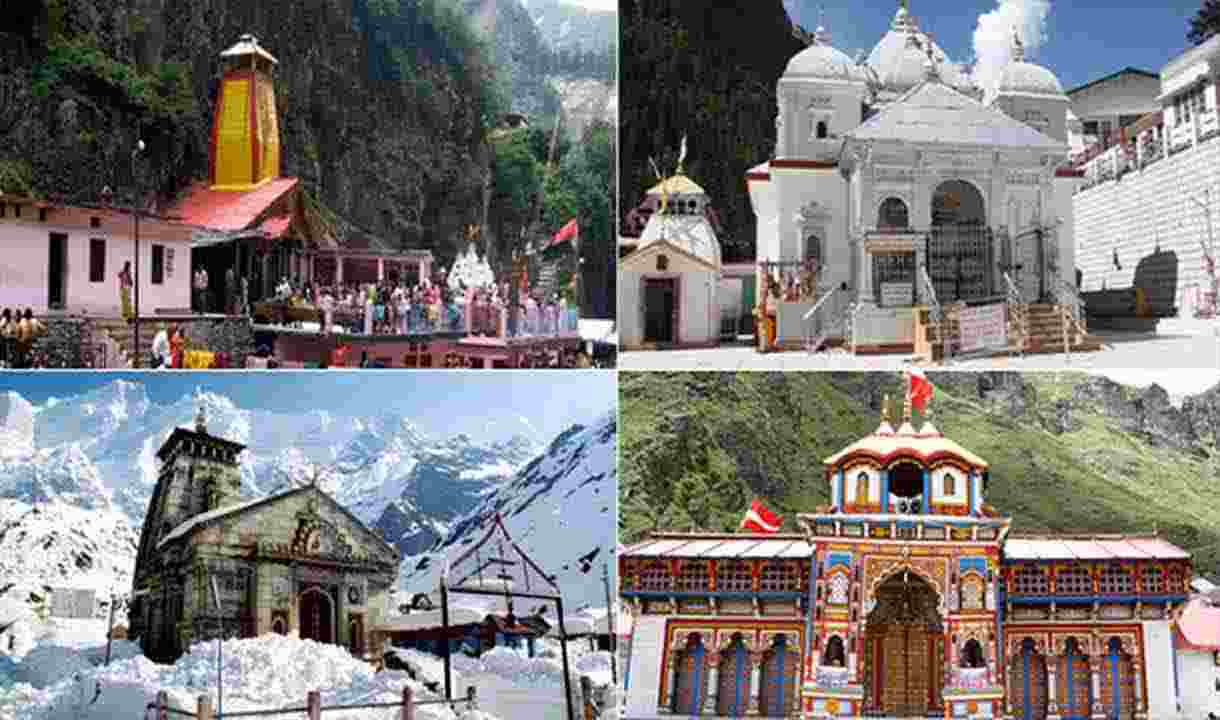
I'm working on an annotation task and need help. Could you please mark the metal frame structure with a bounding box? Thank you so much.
[438,513,576,720]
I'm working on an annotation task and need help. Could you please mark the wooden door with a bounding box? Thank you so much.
[1102,650,1135,720]
[1057,652,1092,720]
[759,637,799,716]
[349,614,365,658]
[48,233,67,309]
[716,641,750,717]
[1010,644,1049,720]
[643,278,676,343]
[672,638,707,715]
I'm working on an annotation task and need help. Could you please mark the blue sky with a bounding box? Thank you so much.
[787,0,1206,92]
[0,372,616,443]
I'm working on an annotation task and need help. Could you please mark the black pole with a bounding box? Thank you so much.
[134,211,140,367]
[556,595,576,720]
[603,563,617,686]
[440,579,452,703]
[104,594,117,665]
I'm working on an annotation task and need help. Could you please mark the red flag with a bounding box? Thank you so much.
[907,369,934,412]
[740,499,783,534]
[550,219,579,248]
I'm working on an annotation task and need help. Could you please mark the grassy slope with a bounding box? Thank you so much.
[620,372,1220,579]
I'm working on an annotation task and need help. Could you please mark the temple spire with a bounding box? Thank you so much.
[1011,27,1025,62]
[881,394,891,424]
[195,407,207,434]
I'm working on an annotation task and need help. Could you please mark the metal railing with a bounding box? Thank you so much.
[145,685,476,720]
[1003,272,1027,359]
[919,265,948,363]
[801,286,840,354]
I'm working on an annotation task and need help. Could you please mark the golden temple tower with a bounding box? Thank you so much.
[208,34,281,191]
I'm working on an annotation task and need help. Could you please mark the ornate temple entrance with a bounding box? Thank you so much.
[299,585,336,644]
[863,572,944,716]
[928,179,995,302]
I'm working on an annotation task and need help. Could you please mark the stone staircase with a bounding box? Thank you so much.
[1022,303,1105,354]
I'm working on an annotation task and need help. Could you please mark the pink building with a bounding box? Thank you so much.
[0,194,194,315]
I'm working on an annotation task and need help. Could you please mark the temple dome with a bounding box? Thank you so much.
[997,30,1064,97]
[866,3,975,95]
[783,27,868,82]
[998,60,1064,96]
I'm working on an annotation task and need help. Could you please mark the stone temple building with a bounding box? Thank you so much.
[130,409,399,662]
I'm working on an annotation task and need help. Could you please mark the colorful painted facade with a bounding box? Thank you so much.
[621,405,1191,719]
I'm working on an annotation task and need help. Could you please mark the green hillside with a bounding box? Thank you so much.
[620,371,1220,579]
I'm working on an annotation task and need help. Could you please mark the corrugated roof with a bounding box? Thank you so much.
[621,534,812,559]
[848,80,1065,151]
[1004,536,1189,561]
[169,178,298,232]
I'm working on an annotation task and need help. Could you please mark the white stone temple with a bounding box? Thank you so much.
[745,1,1080,351]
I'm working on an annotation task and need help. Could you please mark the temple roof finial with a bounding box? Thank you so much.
[1011,26,1025,62]
[195,407,207,434]
[881,394,891,424]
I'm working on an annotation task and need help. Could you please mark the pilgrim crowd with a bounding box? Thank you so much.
[0,308,47,368]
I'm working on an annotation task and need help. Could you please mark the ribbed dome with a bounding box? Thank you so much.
[998,61,1064,96]
[784,38,868,82]
[876,40,931,92]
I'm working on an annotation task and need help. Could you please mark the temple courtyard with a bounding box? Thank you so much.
[618,318,1220,371]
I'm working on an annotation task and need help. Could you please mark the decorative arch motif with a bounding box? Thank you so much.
[877,197,910,229]
[863,559,947,615]
[959,572,986,611]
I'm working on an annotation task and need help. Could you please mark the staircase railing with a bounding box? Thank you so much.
[919,265,949,363]
[1003,272,1027,359]
[802,286,840,354]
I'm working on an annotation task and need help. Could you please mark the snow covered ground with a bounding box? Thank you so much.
[0,619,615,720]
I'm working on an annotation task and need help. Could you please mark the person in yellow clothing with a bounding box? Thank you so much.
[119,261,134,320]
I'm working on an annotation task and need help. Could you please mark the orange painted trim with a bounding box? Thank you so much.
[834,450,981,473]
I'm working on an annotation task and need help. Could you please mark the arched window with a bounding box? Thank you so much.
[855,472,870,504]
[816,120,828,139]
[942,472,956,496]
[805,235,822,269]
[827,572,850,605]
[1056,566,1092,595]
[878,197,910,229]
[961,639,985,668]
[656,254,669,271]
[822,635,846,667]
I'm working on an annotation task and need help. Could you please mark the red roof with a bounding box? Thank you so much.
[259,215,292,238]
[169,178,299,231]
[1176,596,1220,651]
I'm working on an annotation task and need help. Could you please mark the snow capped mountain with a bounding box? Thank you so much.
[400,410,616,608]
[0,380,554,622]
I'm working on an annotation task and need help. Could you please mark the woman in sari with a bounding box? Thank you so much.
[119,261,134,320]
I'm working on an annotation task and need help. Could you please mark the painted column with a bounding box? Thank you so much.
[704,652,719,715]
[879,469,889,511]
[921,468,930,514]
[1046,652,1060,720]
[1090,656,1105,720]
[833,470,844,510]
[749,651,765,715]
[336,255,344,286]
[377,258,384,282]
[1132,660,1145,720]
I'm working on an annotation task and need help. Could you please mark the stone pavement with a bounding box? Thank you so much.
[618,318,1220,372]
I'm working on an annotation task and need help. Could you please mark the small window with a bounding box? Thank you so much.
[90,216,101,228]
[822,635,846,667]
[718,560,753,593]
[1099,565,1132,594]
[855,472,870,503]
[877,198,909,229]
[816,120,828,139]
[38,208,47,222]
[1056,566,1092,595]
[1142,566,1165,594]
[759,561,800,592]
[89,239,106,283]
[1013,565,1048,594]
[677,561,710,592]
[942,473,956,496]
[960,639,984,668]
[151,244,165,285]
[656,254,668,271]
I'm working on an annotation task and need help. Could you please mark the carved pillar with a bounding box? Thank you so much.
[1089,656,1105,720]
[1046,652,1060,720]
[1132,659,1146,720]
[749,650,766,715]
[703,650,720,715]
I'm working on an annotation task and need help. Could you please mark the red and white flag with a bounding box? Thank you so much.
[548,218,579,249]
[740,499,783,534]
[906,368,934,412]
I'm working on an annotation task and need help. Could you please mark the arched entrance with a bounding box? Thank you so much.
[299,586,335,644]
[715,633,751,717]
[759,634,799,716]
[863,572,944,716]
[671,633,708,714]
[1009,638,1049,720]
[1101,637,1135,720]
[928,179,994,301]
[1056,637,1092,720]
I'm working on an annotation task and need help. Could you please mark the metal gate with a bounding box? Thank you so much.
[926,227,996,302]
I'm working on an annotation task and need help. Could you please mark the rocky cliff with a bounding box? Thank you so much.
[619,0,803,259]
